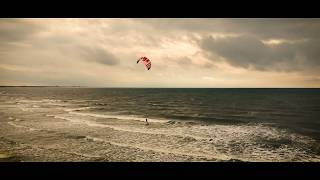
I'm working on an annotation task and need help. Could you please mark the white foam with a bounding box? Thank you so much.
[53,115,208,141]
[7,121,39,131]
[84,136,228,161]
[52,113,317,147]
[20,107,33,112]
[68,99,99,102]
[83,120,320,161]
[15,99,67,107]
[64,107,92,112]
[17,100,43,103]
[65,151,101,158]
[41,99,62,102]
[69,111,169,123]
[7,96,319,162]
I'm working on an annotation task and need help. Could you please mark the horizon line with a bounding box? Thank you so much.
[0,85,319,89]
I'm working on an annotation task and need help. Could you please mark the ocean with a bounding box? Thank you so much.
[0,87,319,162]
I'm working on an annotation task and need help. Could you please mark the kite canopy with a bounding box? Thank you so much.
[137,56,151,70]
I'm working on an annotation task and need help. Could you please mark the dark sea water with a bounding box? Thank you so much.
[0,87,319,161]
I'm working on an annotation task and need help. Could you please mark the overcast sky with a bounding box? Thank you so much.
[0,18,320,87]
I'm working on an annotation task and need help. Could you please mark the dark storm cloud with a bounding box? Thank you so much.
[135,19,320,72]
[222,18,320,40]
[200,35,320,71]
[137,18,320,40]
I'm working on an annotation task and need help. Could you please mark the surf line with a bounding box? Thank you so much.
[53,115,210,141]
[7,121,39,131]
[84,135,229,161]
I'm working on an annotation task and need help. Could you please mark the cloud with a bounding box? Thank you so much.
[221,18,320,40]
[0,20,119,67]
[199,34,320,72]
[0,18,320,87]
[177,56,193,66]
[0,19,42,43]
[76,45,119,66]
[137,18,320,40]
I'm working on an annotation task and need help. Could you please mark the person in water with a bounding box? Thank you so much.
[145,115,149,125]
